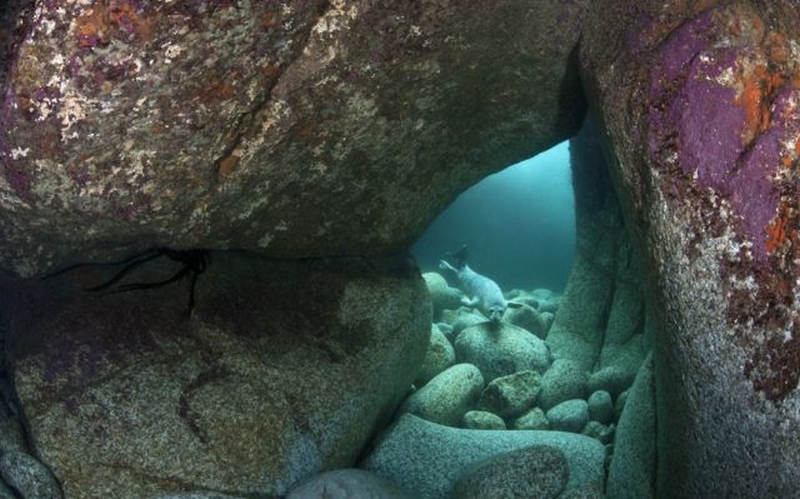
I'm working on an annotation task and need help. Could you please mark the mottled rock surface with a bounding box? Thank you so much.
[361,414,605,499]
[455,322,551,382]
[581,1,800,497]
[400,363,483,427]
[545,399,589,434]
[0,450,62,499]
[415,324,456,386]
[477,369,541,418]
[538,359,588,411]
[1,252,429,498]
[450,445,569,499]
[422,272,463,320]
[547,119,649,377]
[287,468,416,499]
[587,390,613,425]
[513,407,549,431]
[461,410,505,431]
[504,303,553,340]
[0,0,586,277]
[606,353,655,499]
[580,421,614,445]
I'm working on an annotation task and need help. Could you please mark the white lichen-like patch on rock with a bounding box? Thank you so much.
[0,0,587,276]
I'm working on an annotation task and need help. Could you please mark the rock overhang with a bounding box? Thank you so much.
[0,0,588,277]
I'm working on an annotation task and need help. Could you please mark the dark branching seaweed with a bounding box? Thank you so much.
[42,248,209,314]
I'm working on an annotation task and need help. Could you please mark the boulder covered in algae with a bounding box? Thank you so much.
[581,1,800,497]
[0,0,586,276]
[1,252,430,497]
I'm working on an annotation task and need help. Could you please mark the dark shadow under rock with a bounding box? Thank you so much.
[1,251,431,498]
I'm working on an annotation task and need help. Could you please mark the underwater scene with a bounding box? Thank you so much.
[359,140,627,499]
[413,141,576,293]
[0,1,798,498]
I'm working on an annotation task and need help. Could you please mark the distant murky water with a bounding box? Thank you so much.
[412,141,575,293]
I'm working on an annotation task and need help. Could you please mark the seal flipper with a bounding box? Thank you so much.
[452,245,468,269]
[439,260,458,273]
[443,244,468,270]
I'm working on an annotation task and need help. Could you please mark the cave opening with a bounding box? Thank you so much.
[412,140,576,294]
[401,118,654,497]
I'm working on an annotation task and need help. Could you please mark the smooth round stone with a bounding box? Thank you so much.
[530,289,560,311]
[450,310,488,337]
[478,370,542,417]
[450,445,569,499]
[0,451,62,499]
[423,272,464,315]
[581,421,616,445]
[416,324,457,386]
[462,410,506,430]
[587,390,614,424]
[588,365,635,400]
[513,407,550,431]
[436,322,455,338]
[504,304,553,339]
[538,359,588,410]
[546,399,590,433]
[455,322,551,382]
[361,413,607,499]
[287,469,416,499]
[400,363,484,426]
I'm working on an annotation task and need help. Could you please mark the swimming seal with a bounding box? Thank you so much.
[439,246,509,323]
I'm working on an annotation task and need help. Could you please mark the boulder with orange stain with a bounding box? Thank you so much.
[581,1,800,497]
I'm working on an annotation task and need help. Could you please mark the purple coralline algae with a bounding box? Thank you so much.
[646,7,793,263]
[641,4,800,402]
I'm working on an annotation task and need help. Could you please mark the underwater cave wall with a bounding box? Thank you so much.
[548,116,656,496]
[580,1,800,497]
[547,117,650,385]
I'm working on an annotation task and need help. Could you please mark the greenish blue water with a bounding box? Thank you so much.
[412,141,575,293]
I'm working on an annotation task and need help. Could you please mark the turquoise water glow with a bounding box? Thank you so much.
[412,141,575,292]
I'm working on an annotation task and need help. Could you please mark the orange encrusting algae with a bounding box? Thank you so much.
[74,1,154,49]
[765,204,791,255]
[735,63,783,145]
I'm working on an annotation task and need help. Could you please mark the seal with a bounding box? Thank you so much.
[439,246,510,322]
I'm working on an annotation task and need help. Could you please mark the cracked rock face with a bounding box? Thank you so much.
[1,252,430,498]
[581,1,800,497]
[0,0,586,277]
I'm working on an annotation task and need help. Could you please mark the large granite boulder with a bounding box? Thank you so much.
[454,322,551,382]
[415,324,456,386]
[449,445,569,499]
[0,252,430,498]
[606,353,656,499]
[360,414,606,499]
[399,363,484,427]
[581,2,800,497]
[0,0,586,277]
[287,468,416,499]
[538,358,588,411]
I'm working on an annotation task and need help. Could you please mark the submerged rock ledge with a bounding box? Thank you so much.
[0,0,585,277]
